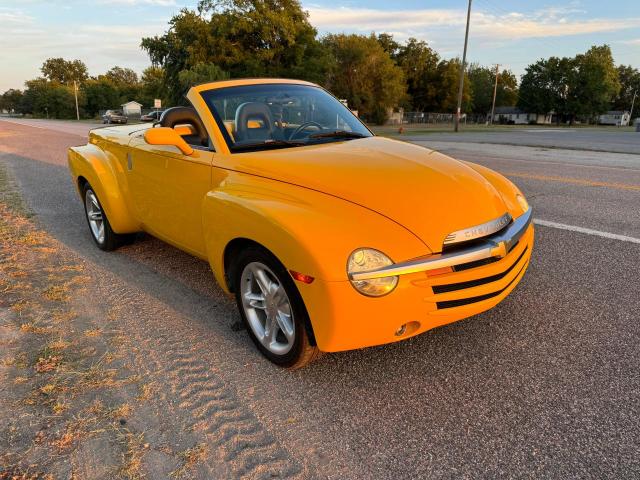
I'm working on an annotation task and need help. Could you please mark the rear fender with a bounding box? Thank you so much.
[67,143,140,233]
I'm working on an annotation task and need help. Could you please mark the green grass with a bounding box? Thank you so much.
[370,123,635,136]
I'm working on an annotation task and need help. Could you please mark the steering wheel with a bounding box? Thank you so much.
[289,121,323,140]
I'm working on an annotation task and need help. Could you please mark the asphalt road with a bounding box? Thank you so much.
[1,119,640,478]
[403,128,639,155]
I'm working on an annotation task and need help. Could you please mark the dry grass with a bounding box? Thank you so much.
[0,165,150,478]
[118,430,148,480]
[34,355,63,373]
[42,284,70,302]
[171,443,209,478]
[136,383,156,402]
[20,322,54,335]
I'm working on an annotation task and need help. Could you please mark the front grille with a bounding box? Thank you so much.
[442,219,513,254]
[436,262,527,309]
[433,246,528,294]
[453,256,500,272]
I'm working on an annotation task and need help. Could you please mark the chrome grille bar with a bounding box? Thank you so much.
[349,208,533,281]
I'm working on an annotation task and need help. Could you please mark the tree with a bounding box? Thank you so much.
[104,66,139,86]
[41,58,88,84]
[496,70,518,109]
[21,78,76,118]
[83,78,121,117]
[519,46,620,123]
[519,56,573,121]
[140,66,168,107]
[571,45,620,119]
[612,65,639,112]
[394,38,440,111]
[468,65,518,114]
[377,33,401,60]
[178,63,229,91]
[1,89,24,113]
[432,59,471,113]
[141,0,331,104]
[322,33,406,124]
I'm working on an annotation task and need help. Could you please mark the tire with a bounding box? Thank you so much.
[82,183,133,251]
[232,246,321,369]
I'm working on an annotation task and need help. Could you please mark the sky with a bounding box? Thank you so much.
[0,0,638,92]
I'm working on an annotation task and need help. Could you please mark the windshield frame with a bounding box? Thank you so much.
[199,83,373,153]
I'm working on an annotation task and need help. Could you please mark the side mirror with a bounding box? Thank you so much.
[144,127,194,156]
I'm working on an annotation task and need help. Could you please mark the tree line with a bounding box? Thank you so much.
[518,45,638,123]
[1,0,638,123]
[0,58,165,119]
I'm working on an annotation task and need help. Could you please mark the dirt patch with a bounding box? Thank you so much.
[0,185,145,477]
[0,163,309,479]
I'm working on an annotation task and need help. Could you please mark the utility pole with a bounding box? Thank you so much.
[454,0,472,132]
[489,64,500,125]
[73,80,80,121]
[630,89,637,122]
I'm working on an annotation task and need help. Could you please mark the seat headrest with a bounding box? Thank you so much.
[235,102,274,141]
[159,107,208,146]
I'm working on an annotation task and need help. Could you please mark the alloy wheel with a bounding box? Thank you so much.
[84,189,105,244]
[240,262,295,355]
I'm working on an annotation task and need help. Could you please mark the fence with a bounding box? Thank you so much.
[399,112,489,126]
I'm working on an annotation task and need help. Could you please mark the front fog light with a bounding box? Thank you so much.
[347,248,398,297]
[516,193,529,212]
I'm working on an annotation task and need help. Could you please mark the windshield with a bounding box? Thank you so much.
[200,84,372,152]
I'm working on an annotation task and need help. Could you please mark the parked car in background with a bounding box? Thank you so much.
[102,110,128,124]
[140,110,164,122]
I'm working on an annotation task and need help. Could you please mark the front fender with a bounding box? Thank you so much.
[203,171,429,289]
[67,143,140,233]
[202,172,429,351]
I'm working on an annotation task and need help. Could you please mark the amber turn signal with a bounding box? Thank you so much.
[426,266,453,277]
[289,270,315,284]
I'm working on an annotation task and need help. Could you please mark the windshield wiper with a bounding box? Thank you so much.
[230,139,306,152]
[308,130,367,140]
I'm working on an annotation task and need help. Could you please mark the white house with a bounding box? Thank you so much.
[490,107,552,125]
[121,101,143,116]
[598,111,631,126]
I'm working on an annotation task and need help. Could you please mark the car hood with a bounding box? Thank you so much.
[220,136,509,252]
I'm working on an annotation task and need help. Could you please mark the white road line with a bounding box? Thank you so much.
[534,219,640,244]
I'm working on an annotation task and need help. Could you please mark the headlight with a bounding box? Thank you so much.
[516,193,529,213]
[347,248,399,297]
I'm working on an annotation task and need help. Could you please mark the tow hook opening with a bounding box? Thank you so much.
[395,321,421,337]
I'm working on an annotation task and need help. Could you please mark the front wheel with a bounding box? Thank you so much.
[82,183,132,251]
[233,247,321,369]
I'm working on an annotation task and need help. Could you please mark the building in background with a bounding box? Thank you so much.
[598,111,631,126]
[490,107,552,125]
[120,101,143,117]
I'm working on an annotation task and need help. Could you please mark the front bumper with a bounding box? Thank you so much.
[302,210,534,352]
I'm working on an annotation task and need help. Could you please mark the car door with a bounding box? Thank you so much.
[127,130,214,258]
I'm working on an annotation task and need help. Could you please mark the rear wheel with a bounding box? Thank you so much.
[233,247,321,369]
[82,183,132,251]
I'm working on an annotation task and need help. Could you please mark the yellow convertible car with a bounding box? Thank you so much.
[68,79,533,368]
